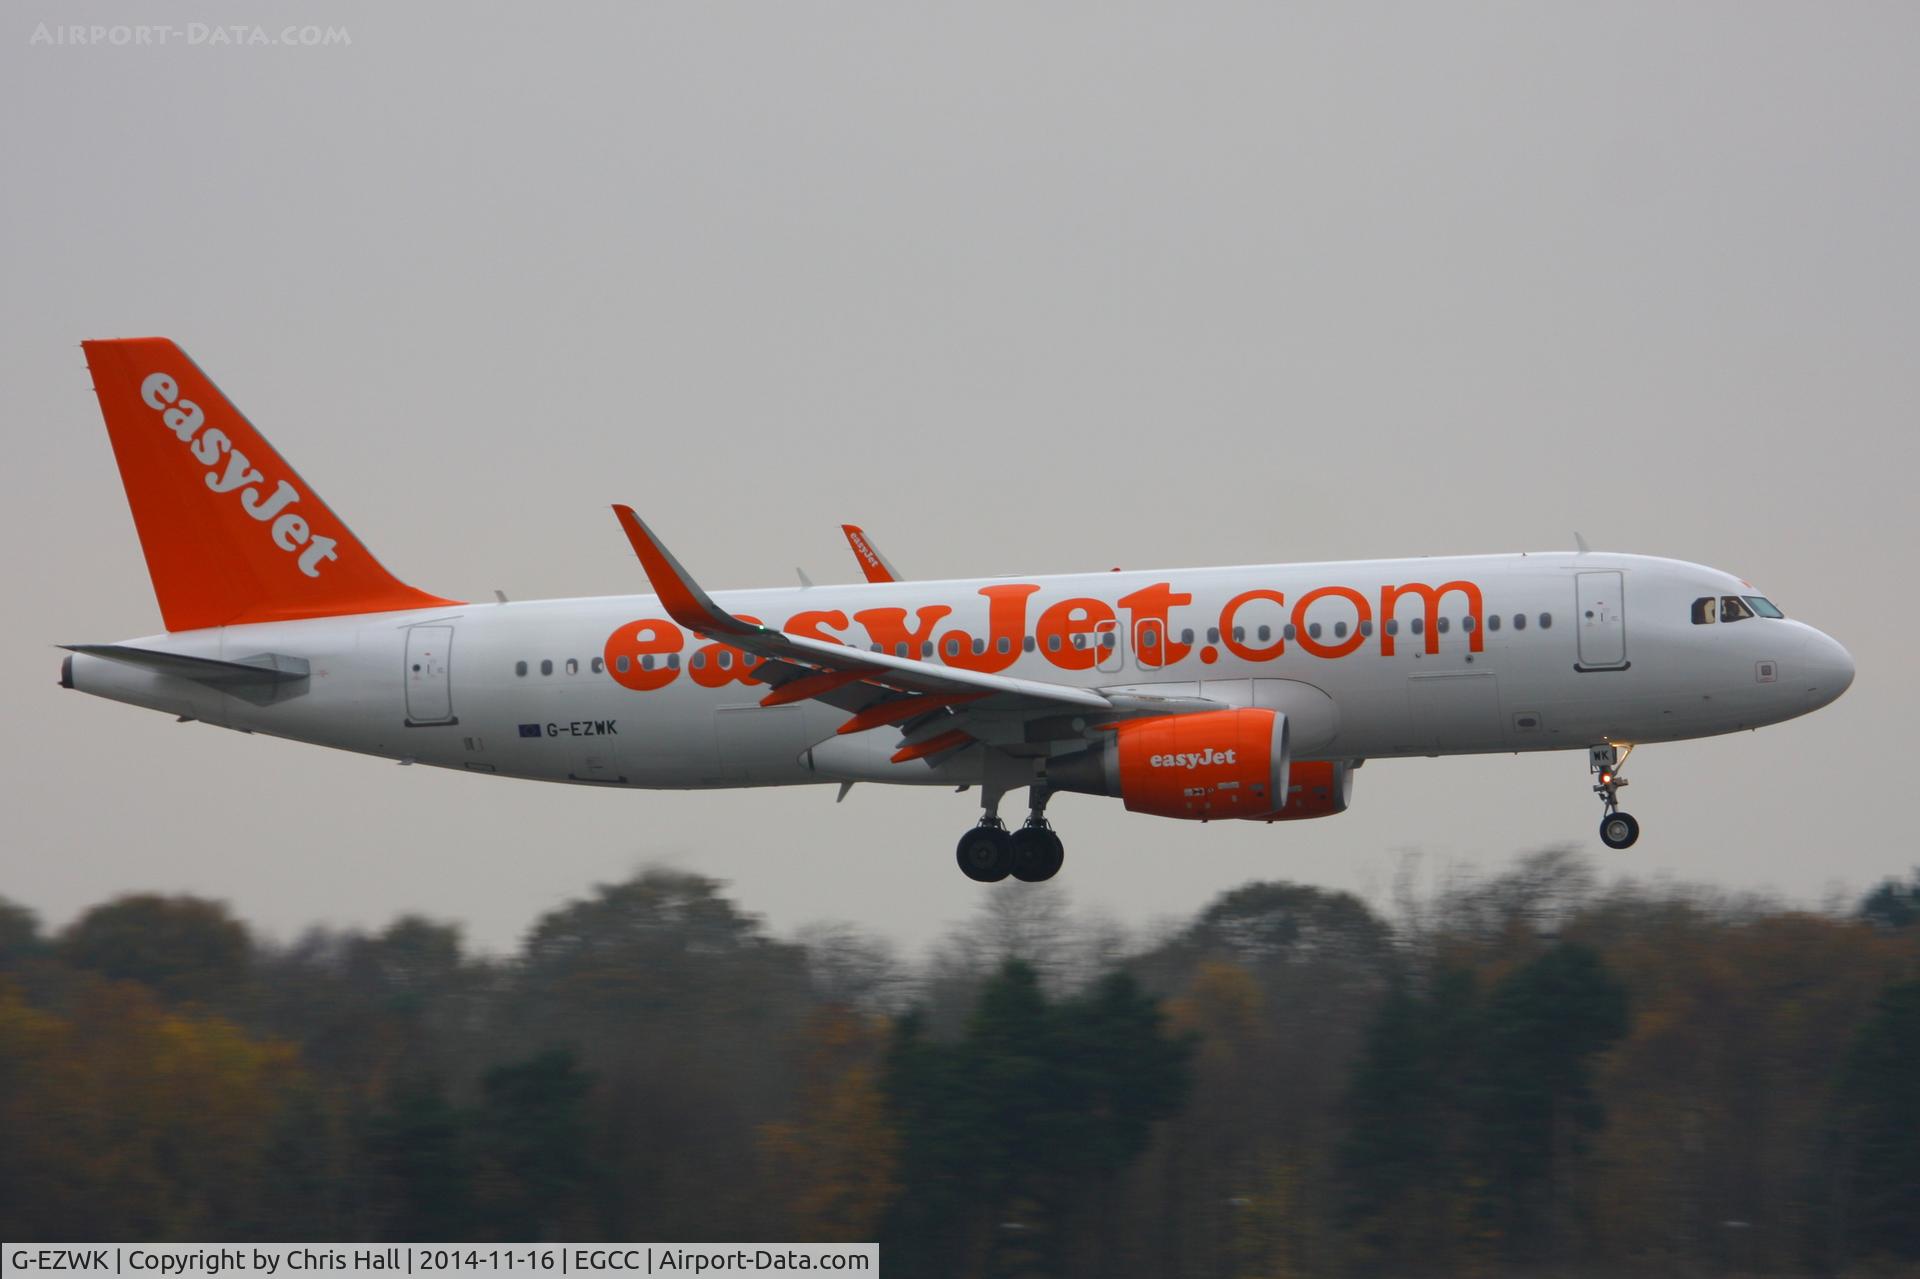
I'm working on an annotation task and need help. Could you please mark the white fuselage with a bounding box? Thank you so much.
[67,551,1852,793]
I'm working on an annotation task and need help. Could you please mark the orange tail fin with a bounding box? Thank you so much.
[83,338,459,632]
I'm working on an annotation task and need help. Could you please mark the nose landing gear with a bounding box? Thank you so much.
[1591,744,1640,849]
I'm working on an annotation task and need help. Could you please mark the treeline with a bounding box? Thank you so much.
[2,852,1918,1277]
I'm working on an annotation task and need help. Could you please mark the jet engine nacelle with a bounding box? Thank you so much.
[1249,758,1356,822]
[1049,708,1290,820]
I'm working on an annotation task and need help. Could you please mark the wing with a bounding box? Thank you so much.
[612,506,1215,763]
[841,524,902,583]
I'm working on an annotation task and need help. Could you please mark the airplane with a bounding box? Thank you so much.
[61,338,1856,884]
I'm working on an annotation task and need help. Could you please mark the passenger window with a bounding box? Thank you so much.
[1384,620,1398,636]
[591,657,604,674]
[1047,635,1062,653]
[1437,617,1450,634]
[899,642,912,657]
[997,637,1011,654]
[640,655,653,670]
[667,654,680,670]
[1334,620,1348,639]
[717,652,732,670]
[1514,614,1526,631]
[691,653,707,670]
[922,642,933,657]
[617,655,631,673]
[1101,632,1116,649]
[1181,629,1195,645]
[1023,636,1036,653]
[1207,627,1221,644]
[540,659,553,676]
[945,638,960,657]
[1141,625,1160,647]
[515,661,528,677]
[1284,624,1298,641]
[1411,618,1424,635]
[1720,596,1754,623]
[1233,626,1245,642]
[973,638,987,655]
[1488,614,1501,632]
[1539,613,1552,629]
[1360,620,1373,637]
[1462,615,1475,633]
[566,658,579,675]
[1691,597,1717,625]
[1308,622,1322,640]
[1257,625,1271,642]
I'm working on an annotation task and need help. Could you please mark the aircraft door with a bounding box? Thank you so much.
[1575,571,1628,670]
[1133,619,1167,670]
[404,625,456,725]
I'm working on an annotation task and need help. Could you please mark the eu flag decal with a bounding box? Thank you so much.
[518,723,543,739]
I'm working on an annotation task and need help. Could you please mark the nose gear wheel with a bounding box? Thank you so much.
[1590,744,1640,850]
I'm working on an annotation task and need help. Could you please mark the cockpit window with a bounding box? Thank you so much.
[1720,596,1755,623]
[1691,597,1717,625]
[1744,596,1785,619]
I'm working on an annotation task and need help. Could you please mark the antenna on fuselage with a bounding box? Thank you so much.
[1574,532,1592,554]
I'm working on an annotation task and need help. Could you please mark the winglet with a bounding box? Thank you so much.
[841,524,901,583]
[611,505,757,637]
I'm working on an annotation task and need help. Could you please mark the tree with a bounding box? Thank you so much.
[759,1006,900,1241]
[1858,869,1920,931]
[0,897,42,970]
[1837,979,1920,1260]
[367,1074,475,1241]
[1475,942,1629,1260]
[512,870,810,1239]
[881,959,1193,1277]
[473,1049,600,1240]
[1338,967,1483,1272]
[59,894,252,1008]
[0,976,304,1239]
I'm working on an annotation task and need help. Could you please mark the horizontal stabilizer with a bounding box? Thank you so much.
[62,644,310,705]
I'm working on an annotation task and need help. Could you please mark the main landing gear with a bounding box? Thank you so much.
[1591,744,1640,850]
[956,786,1066,883]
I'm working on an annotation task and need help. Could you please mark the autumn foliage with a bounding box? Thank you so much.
[1,857,1917,1277]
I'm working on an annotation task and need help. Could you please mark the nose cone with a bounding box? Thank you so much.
[1798,631,1855,709]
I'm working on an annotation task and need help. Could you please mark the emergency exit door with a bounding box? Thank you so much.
[405,625,456,725]
[1575,572,1627,670]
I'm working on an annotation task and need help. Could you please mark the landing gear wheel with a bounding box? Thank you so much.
[1588,745,1639,851]
[956,824,1014,883]
[1010,825,1066,882]
[1599,811,1640,850]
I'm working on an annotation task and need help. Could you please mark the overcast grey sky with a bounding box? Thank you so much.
[4,1,1915,955]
